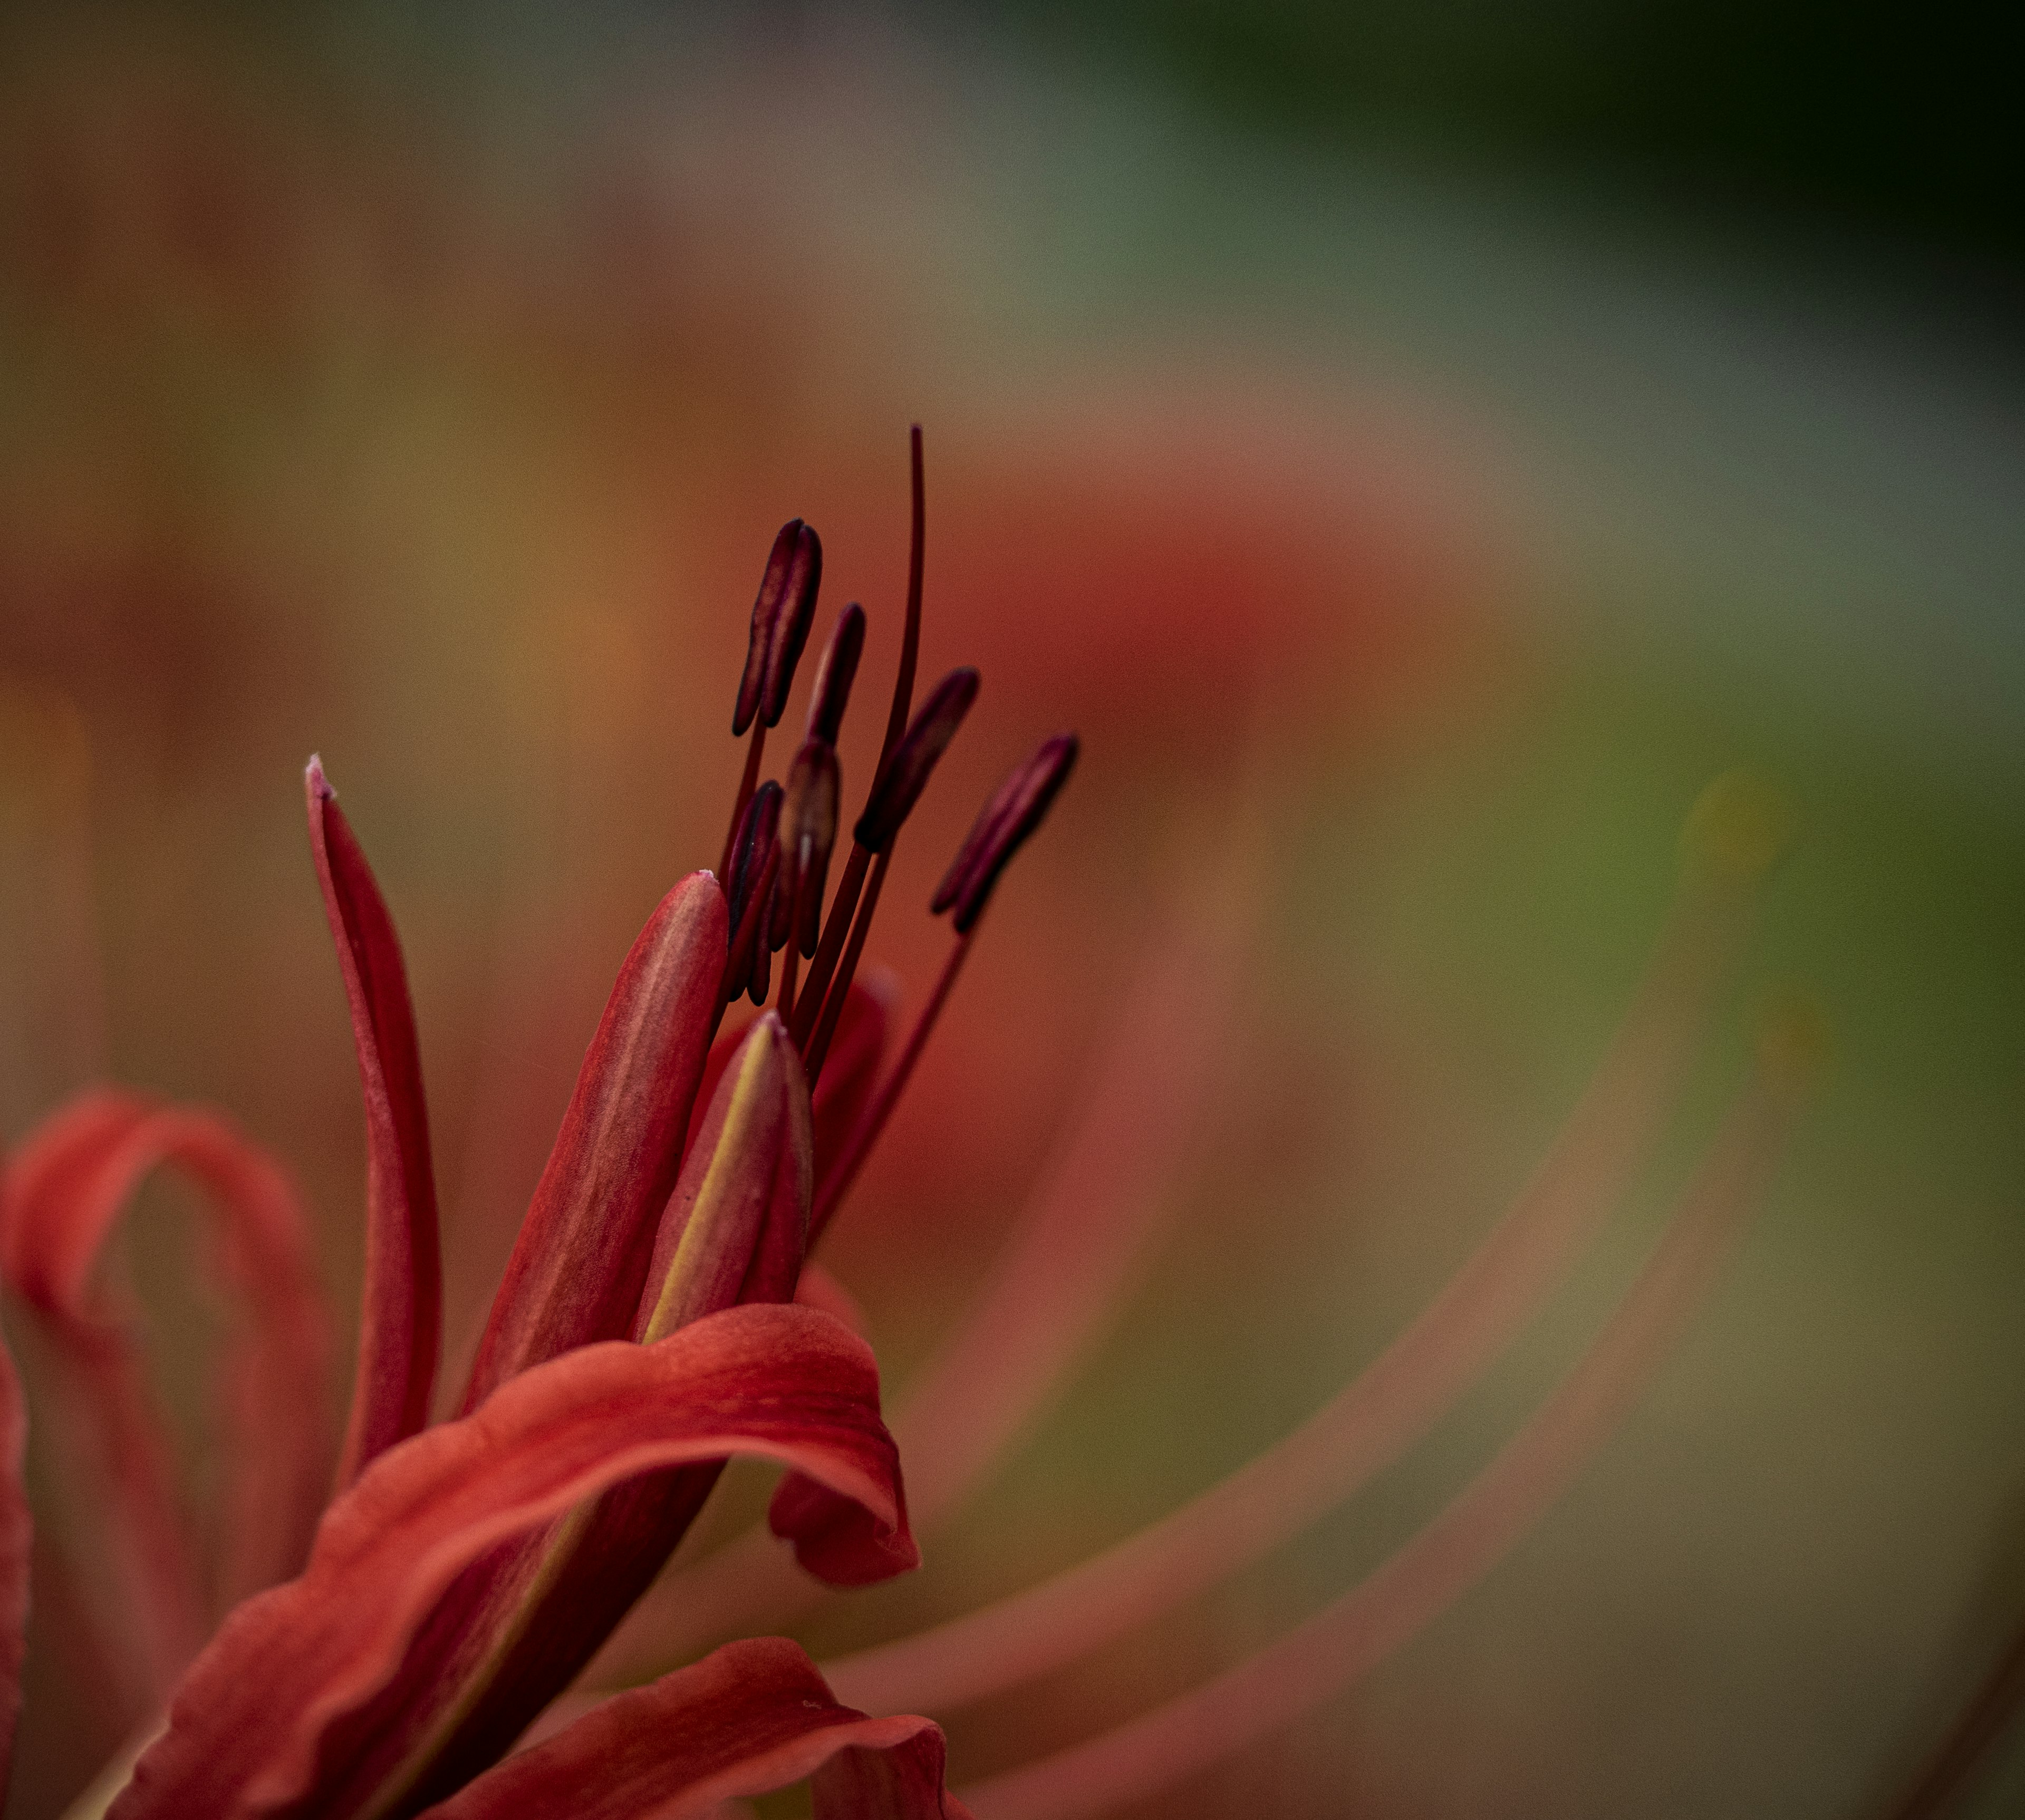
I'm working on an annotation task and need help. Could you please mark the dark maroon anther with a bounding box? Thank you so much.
[724,779,783,937]
[731,521,823,736]
[932,732,1078,933]
[853,667,980,854]
[733,522,800,737]
[806,604,865,746]
[778,741,841,956]
[759,522,822,728]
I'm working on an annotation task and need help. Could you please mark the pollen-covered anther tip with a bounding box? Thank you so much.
[1680,770,1796,884]
[854,666,980,854]
[933,731,1078,933]
[1756,990,1833,1094]
[806,603,866,746]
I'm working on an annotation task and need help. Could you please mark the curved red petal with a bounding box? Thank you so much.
[459,872,727,1412]
[0,1090,332,1711]
[428,1638,968,1820]
[307,760,443,1489]
[769,1462,919,1590]
[112,1303,909,1820]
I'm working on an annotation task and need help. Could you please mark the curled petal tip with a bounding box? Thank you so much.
[932,731,1077,932]
[806,603,866,745]
[854,667,980,854]
[1680,770,1795,884]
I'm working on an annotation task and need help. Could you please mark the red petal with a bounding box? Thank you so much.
[0,1090,332,1713]
[682,971,890,1218]
[112,1303,910,1820]
[427,1638,969,1820]
[0,1301,30,1798]
[371,1015,816,1805]
[769,1465,919,1591]
[637,1012,812,1343]
[459,872,727,1412]
[307,760,443,1489]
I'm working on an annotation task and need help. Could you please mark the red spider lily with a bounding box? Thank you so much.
[0,430,1075,1819]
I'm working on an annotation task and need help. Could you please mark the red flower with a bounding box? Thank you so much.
[0,432,1073,1818]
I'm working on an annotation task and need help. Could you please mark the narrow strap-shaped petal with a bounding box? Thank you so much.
[638,1013,812,1343]
[459,872,727,1412]
[111,1303,910,1820]
[0,1304,31,1799]
[307,760,443,1489]
[367,1017,821,1815]
[1,1089,332,1715]
[424,1638,970,1820]
[681,976,892,1206]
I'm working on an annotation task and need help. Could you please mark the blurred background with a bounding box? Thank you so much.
[2,2,2021,1815]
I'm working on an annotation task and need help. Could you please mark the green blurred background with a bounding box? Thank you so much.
[1,3,2020,1817]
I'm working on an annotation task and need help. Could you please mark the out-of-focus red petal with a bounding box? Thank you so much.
[0,1304,30,1798]
[307,760,443,1490]
[428,1638,968,1820]
[111,1303,909,1820]
[459,872,727,1412]
[0,1089,331,1716]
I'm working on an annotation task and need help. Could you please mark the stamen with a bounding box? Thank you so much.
[788,428,929,1051]
[952,1019,1818,1820]
[805,604,865,746]
[724,843,781,1014]
[802,849,891,1085]
[932,733,1077,933]
[778,742,841,958]
[721,519,818,874]
[787,843,870,1051]
[717,727,767,883]
[877,424,925,769]
[808,931,973,1245]
[730,520,822,738]
[808,732,1077,1236]
[853,667,980,855]
[722,781,783,939]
